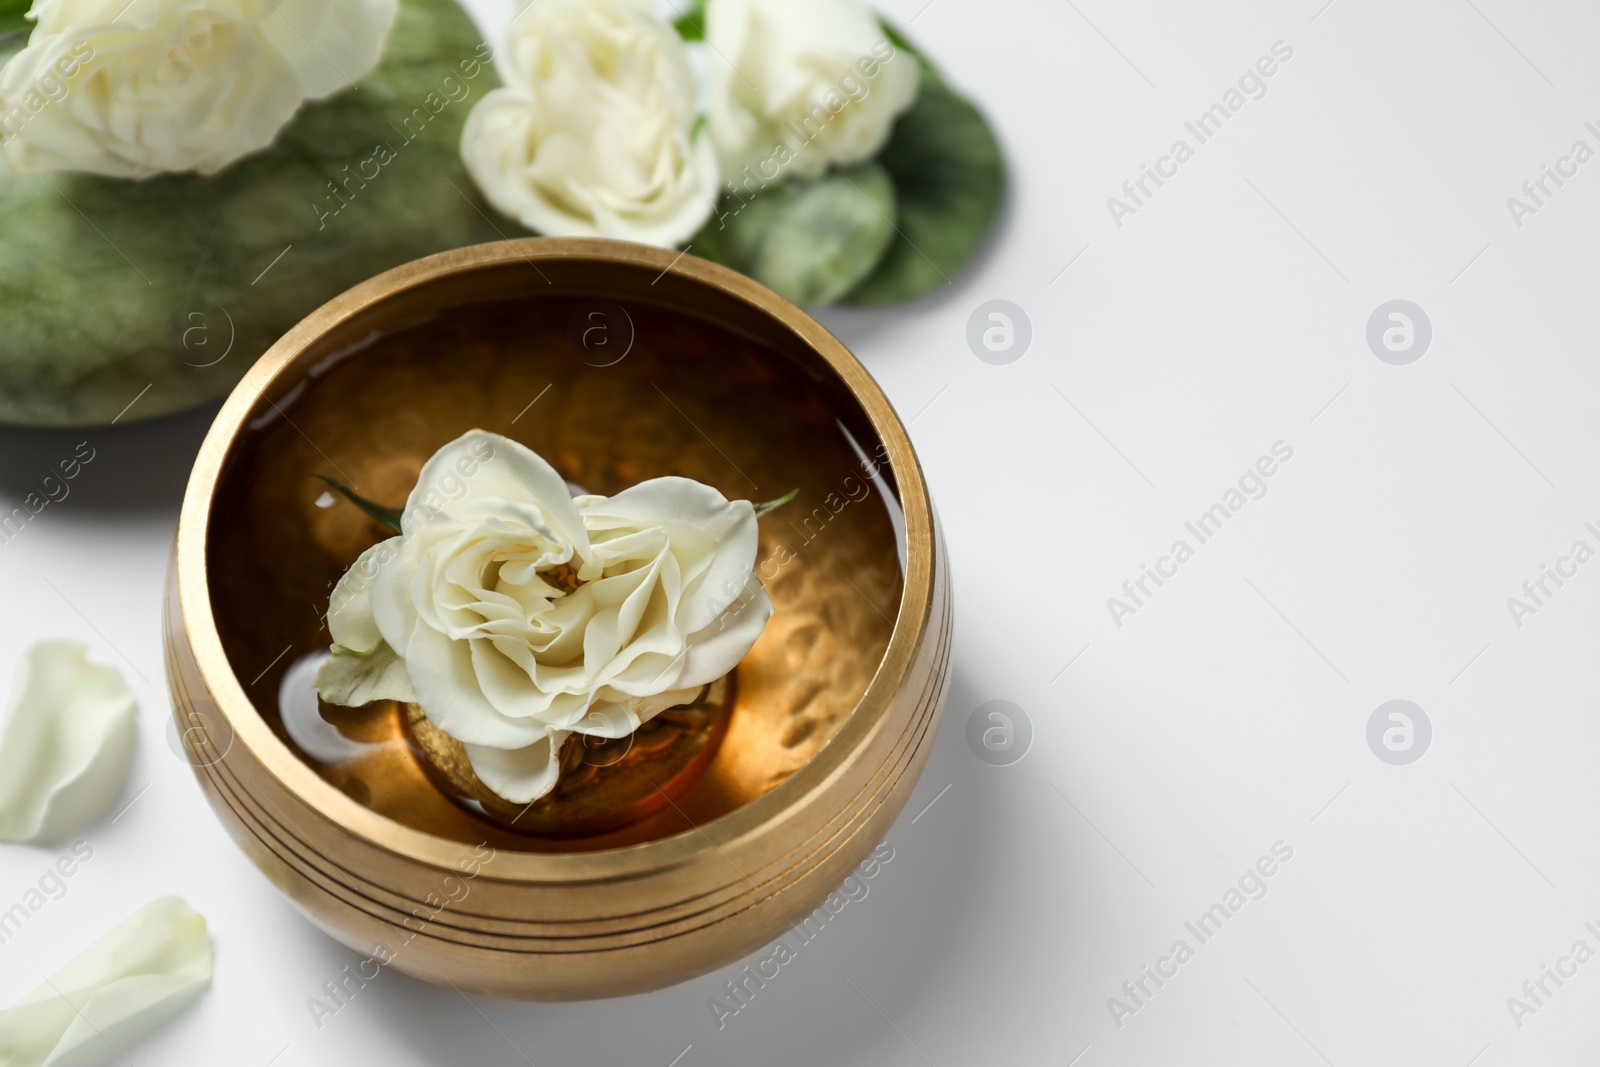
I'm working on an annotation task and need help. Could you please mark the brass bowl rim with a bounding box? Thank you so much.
[174,237,935,883]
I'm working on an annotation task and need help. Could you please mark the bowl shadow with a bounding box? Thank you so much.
[361,666,996,1066]
[0,402,219,518]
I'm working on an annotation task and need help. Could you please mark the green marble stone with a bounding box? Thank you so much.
[0,0,511,426]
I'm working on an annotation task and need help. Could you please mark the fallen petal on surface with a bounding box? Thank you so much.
[0,640,138,845]
[0,896,212,1067]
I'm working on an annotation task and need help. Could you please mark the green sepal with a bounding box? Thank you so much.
[753,489,798,518]
[314,475,404,534]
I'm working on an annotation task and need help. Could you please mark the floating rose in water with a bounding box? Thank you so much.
[314,430,787,805]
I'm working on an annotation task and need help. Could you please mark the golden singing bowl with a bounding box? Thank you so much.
[162,238,951,1000]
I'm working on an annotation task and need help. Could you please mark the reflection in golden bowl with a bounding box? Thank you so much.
[163,238,951,1000]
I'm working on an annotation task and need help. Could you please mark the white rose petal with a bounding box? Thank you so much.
[461,729,568,804]
[463,685,700,803]
[460,0,718,247]
[0,897,212,1067]
[315,429,775,805]
[0,0,399,178]
[0,640,137,845]
[706,0,919,182]
[315,540,418,705]
[253,0,398,101]
[670,577,772,690]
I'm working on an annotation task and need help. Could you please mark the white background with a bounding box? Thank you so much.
[4,0,1600,1064]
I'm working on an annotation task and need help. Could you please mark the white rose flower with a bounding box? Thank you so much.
[705,0,919,183]
[459,0,717,247]
[0,0,398,178]
[315,430,774,804]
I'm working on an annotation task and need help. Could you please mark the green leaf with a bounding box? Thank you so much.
[878,17,935,76]
[753,489,798,517]
[694,164,897,307]
[841,69,1005,306]
[314,475,404,533]
[672,0,706,40]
